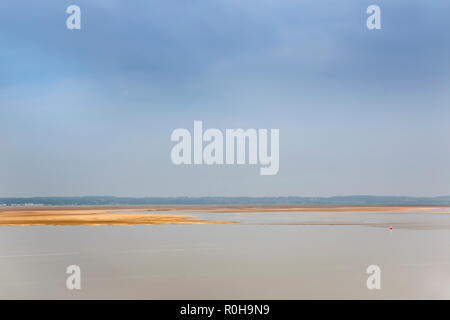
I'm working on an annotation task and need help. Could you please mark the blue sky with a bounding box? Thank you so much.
[1,0,449,197]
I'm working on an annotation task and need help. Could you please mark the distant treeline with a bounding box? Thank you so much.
[1,196,450,206]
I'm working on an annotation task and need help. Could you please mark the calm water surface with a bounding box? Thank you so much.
[1,209,450,299]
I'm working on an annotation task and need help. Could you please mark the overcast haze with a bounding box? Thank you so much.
[1,0,449,197]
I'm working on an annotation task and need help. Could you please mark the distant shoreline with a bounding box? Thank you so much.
[2,195,450,207]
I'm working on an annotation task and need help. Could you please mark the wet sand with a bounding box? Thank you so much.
[178,205,450,214]
[0,205,449,226]
[0,207,234,226]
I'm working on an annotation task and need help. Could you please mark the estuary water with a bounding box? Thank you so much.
[1,209,450,299]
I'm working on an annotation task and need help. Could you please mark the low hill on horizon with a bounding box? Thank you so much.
[1,195,450,206]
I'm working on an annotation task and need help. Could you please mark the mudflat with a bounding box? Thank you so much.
[0,205,450,226]
[0,207,234,226]
[177,205,450,213]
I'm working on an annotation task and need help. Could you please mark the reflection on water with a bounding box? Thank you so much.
[0,210,450,299]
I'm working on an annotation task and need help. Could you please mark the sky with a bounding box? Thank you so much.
[0,0,449,197]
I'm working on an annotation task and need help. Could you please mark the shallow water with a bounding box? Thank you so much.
[0,210,449,299]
